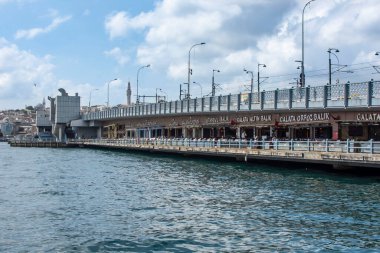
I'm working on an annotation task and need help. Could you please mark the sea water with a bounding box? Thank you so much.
[0,143,379,252]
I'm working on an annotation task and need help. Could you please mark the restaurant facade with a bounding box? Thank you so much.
[101,109,380,141]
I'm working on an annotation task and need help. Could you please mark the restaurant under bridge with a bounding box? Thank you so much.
[73,80,380,142]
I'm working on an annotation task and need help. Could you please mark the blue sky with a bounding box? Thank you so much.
[1,0,380,109]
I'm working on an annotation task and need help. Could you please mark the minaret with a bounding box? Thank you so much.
[126,81,132,106]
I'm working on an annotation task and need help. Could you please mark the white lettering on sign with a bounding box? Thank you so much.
[356,113,380,121]
[279,113,330,123]
[206,116,230,124]
[207,114,272,124]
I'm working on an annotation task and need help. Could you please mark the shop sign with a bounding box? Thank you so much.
[279,112,330,123]
[236,115,272,123]
[356,113,380,121]
[181,118,200,126]
[207,114,272,124]
[206,116,229,124]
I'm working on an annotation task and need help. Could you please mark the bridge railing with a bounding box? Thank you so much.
[83,80,379,120]
[73,138,380,154]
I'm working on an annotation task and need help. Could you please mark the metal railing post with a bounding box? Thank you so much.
[305,86,310,108]
[248,93,252,110]
[323,85,329,108]
[227,95,231,112]
[344,81,350,108]
[274,89,278,110]
[368,79,373,107]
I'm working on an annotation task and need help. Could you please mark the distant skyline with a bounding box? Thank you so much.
[1,0,379,109]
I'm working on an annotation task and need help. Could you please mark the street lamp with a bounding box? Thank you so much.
[160,89,168,102]
[328,48,339,85]
[155,88,167,103]
[301,0,316,88]
[192,81,203,97]
[179,84,187,100]
[212,69,220,96]
[155,88,160,103]
[187,42,206,99]
[257,63,266,99]
[107,78,118,108]
[89,88,98,112]
[136,64,150,104]
[243,69,254,94]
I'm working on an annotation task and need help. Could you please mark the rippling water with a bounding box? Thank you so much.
[0,143,379,252]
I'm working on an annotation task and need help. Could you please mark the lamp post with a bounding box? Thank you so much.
[136,64,150,104]
[107,78,117,108]
[301,0,316,88]
[155,88,167,103]
[179,84,187,100]
[243,69,254,94]
[192,82,203,97]
[155,88,160,103]
[257,63,266,99]
[211,69,220,97]
[160,89,168,102]
[187,42,206,99]
[328,48,340,85]
[89,88,98,112]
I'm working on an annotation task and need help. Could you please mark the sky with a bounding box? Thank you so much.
[0,0,379,110]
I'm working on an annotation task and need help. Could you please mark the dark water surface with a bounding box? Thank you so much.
[0,143,379,252]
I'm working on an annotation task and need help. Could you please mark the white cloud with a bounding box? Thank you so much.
[15,15,71,39]
[104,47,130,66]
[105,12,132,39]
[113,0,380,95]
[0,38,56,107]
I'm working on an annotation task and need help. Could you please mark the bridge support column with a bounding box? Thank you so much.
[97,127,102,139]
[236,127,241,139]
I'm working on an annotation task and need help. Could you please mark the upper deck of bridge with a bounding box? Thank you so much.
[82,80,380,121]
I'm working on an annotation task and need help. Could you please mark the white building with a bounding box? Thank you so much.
[46,88,81,141]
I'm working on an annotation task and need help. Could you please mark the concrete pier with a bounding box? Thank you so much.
[77,139,380,169]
